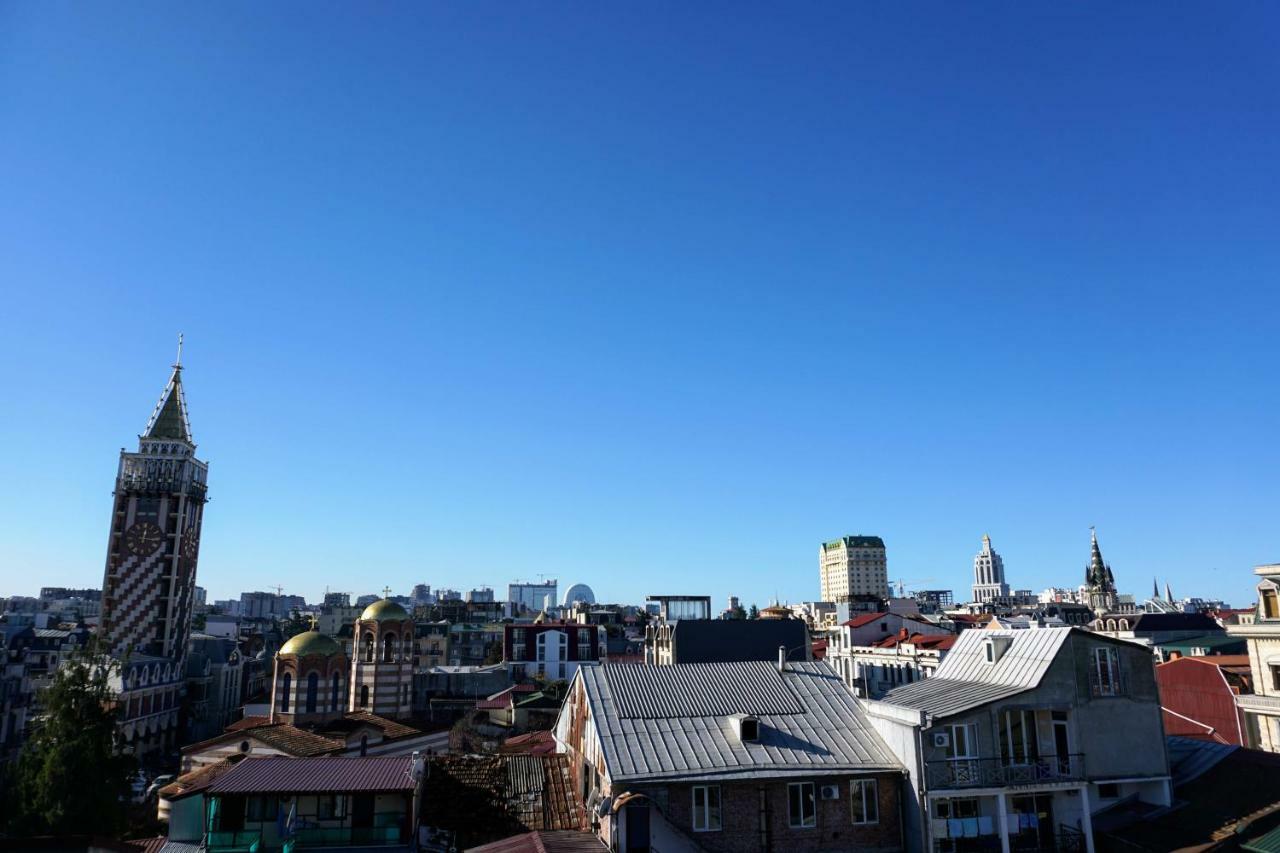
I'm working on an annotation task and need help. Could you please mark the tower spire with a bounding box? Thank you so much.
[143,338,193,444]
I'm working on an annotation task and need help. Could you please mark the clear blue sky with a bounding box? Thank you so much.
[1,3,1277,609]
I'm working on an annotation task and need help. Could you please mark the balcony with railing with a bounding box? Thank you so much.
[291,823,405,847]
[206,830,261,852]
[925,754,1085,789]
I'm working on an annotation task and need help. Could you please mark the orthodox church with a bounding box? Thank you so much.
[180,598,442,770]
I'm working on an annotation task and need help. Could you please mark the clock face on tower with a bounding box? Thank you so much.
[181,535,198,560]
[124,521,164,557]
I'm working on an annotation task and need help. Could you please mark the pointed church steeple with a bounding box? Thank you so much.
[1166,581,1174,604]
[1088,527,1106,587]
[1153,577,1160,598]
[143,335,193,444]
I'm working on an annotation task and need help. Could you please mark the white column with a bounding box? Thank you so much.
[995,792,1011,853]
[1079,785,1096,853]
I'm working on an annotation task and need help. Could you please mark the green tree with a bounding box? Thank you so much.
[280,608,311,640]
[482,639,504,666]
[748,603,760,619]
[4,638,136,836]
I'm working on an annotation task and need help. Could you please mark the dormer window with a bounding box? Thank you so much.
[732,713,760,743]
[1262,587,1279,620]
[985,636,1012,664]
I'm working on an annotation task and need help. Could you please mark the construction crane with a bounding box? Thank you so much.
[891,578,936,598]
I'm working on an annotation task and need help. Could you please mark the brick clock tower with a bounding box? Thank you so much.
[100,343,208,665]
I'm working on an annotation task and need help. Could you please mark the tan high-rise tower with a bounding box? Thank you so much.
[819,535,888,601]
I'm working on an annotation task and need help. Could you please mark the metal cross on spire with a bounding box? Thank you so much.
[175,332,184,369]
[382,586,394,598]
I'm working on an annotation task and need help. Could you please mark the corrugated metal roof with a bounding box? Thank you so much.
[581,661,900,783]
[209,756,416,794]
[878,678,1030,716]
[603,660,805,718]
[930,628,1072,686]
[877,628,1076,717]
[1243,826,1280,853]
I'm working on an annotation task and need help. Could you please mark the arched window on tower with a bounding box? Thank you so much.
[305,673,319,713]
[360,684,369,708]
[331,672,341,711]
[383,632,397,662]
[362,632,375,663]
[281,673,292,713]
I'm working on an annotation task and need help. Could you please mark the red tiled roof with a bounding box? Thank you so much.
[209,755,417,794]
[477,699,510,710]
[499,731,557,756]
[1179,654,1251,667]
[339,711,421,740]
[250,725,346,756]
[160,756,245,800]
[842,612,888,628]
[225,715,271,731]
[466,831,608,853]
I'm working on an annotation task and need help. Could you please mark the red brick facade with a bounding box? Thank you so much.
[636,776,902,853]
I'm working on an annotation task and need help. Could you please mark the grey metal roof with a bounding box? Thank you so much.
[930,628,1072,686]
[580,661,901,783]
[209,755,416,794]
[877,678,1030,716]
[604,660,805,718]
[877,628,1075,718]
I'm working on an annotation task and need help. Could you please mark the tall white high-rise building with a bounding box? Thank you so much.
[819,535,889,601]
[971,534,1010,604]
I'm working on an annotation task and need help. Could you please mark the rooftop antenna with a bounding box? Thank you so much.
[174,332,184,369]
[272,584,284,596]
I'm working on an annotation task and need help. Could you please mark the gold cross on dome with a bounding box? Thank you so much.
[308,614,319,631]
[382,586,393,598]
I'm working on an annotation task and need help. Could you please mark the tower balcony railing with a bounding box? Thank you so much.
[925,754,1085,789]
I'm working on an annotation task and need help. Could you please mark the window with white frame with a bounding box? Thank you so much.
[1093,646,1121,696]
[788,782,816,828]
[850,779,878,825]
[945,724,977,760]
[692,785,722,832]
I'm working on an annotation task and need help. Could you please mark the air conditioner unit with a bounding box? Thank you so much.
[932,731,951,749]
[820,784,840,800]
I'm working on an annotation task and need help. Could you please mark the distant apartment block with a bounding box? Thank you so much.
[820,535,889,601]
[508,581,558,614]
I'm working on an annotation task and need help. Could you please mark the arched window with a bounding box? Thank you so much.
[305,673,319,713]
[360,684,369,708]
[331,673,341,711]
[281,673,292,713]
[362,632,375,663]
[383,632,397,662]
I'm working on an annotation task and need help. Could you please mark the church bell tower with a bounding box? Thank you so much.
[99,340,209,664]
